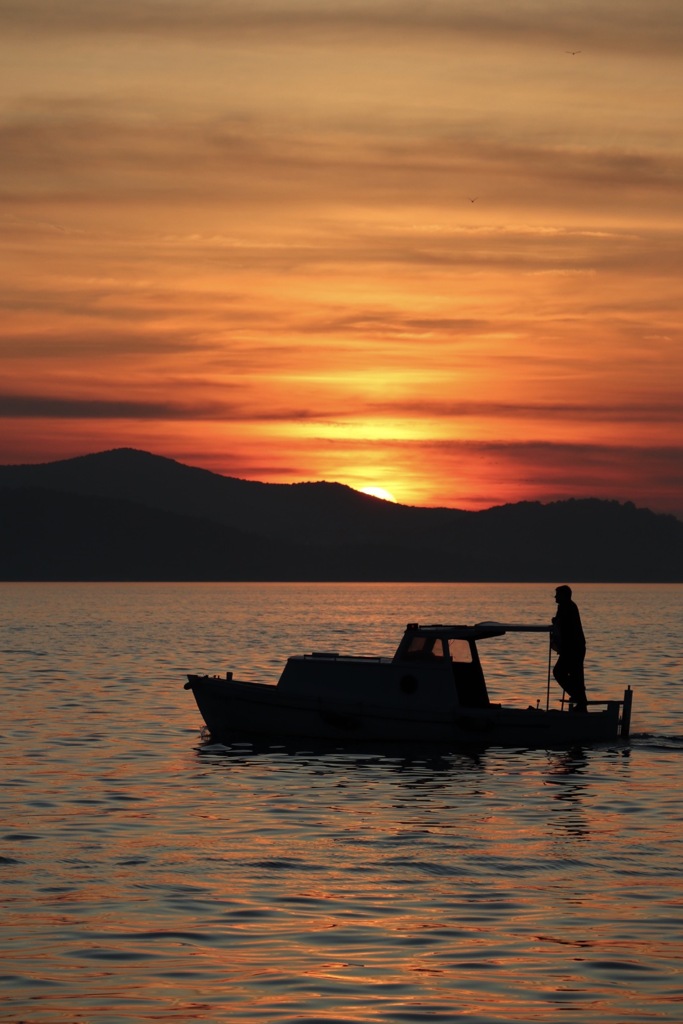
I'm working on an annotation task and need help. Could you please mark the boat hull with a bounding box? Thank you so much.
[185,675,627,749]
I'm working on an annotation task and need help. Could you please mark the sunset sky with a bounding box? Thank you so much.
[1,1,682,516]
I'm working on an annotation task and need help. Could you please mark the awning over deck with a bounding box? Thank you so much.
[405,621,553,641]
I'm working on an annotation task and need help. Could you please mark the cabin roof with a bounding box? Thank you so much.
[404,621,552,641]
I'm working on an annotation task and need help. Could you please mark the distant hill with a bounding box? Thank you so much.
[0,448,681,581]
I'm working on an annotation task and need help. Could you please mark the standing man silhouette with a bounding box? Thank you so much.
[551,585,588,712]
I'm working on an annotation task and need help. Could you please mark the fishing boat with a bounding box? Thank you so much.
[184,621,633,749]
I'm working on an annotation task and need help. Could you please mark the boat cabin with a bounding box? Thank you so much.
[277,621,551,712]
[392,622,501,708]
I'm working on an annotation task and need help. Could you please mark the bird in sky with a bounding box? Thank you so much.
[565,50,582,55]
[468,197,478,203]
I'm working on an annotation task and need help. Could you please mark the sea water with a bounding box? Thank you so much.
[1,582,682,1023]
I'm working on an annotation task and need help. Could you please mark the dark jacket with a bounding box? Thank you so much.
[553,598,585,658]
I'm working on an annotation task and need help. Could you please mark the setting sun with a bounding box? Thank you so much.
[359,486,398,503]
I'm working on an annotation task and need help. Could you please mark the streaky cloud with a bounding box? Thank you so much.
[365,399,683,425]
[0,392,324,423]
[2,1,682,57]
[3,107,682,224]
[0,394,232,421]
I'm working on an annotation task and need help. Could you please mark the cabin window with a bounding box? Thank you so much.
[404,636,445,659]
[405,636,429,656]
[448,638,473,663]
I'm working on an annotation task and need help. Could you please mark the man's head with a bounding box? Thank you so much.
[555,584,572,603]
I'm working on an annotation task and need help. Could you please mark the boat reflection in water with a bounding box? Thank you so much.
[185,620,633,749]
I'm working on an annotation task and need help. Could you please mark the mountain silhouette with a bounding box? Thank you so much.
[0,448,681,581]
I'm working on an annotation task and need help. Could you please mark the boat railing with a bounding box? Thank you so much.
[560,687,632,737]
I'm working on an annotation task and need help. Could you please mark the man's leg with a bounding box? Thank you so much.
[567,658,587,711]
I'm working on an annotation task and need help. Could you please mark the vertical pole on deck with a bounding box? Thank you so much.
[546,634,552,710]
[621,686,633,738]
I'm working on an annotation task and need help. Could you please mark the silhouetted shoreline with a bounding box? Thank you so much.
[0,449,681,581]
